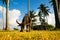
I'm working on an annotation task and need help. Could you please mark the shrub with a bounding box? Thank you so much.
[14,28,19,30]
[31,24,55,31]
[45,25,55,30]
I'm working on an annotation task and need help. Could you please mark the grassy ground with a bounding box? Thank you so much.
[0,30,60,40]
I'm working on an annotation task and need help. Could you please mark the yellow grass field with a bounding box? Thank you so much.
[0,30,60,40]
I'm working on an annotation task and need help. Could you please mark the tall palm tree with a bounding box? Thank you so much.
[2,0,9,30]
[49,0,59,28]
[38,4,50,25]
[28,0,30,17]
[5,0,9,30]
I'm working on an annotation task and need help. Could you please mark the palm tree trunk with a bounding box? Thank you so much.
[28,0,30,16]
[5,0,9,30]
[58,0,60,27]
[46,16,48,24]
[53,0,59,28]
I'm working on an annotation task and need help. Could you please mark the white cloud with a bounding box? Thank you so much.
[34,9,41,25]
[35,9,39,15]
[9,9,20,26]
[0,6,21,30]
[34,16,41,25]
[0,6,6,13]
[48,13,55,26]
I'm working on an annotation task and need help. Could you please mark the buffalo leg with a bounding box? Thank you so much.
[26,25,29,32]
[20,26,24,32]
[26,25,31,32]
[29,25,31,32]
[29,26,31,32]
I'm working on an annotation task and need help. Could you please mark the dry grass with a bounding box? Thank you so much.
[0,30,60,40]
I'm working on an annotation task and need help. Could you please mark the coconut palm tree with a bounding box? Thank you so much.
[49,0,59,28]
[5,0,9,30]
[38,4,50,25]
[26,10,37,26]
[28,0,30,17]
[0,0,9,30]
[2,0,9,30]
[28,0,37,27]
[29,10,37,26]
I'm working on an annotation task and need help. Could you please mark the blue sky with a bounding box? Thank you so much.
[0,0,54,21]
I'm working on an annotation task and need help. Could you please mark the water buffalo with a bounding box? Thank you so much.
[16,14,32,32]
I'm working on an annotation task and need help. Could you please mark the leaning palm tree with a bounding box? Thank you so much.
[38,4,50,25]
[49,0,59,28]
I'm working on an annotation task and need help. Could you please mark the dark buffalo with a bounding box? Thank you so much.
[16,14,32,32]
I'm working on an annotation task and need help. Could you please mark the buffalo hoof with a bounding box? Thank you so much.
[26,30,29,32]
[20,30,23,32]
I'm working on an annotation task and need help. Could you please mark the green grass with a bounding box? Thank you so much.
[0,30,60,40]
